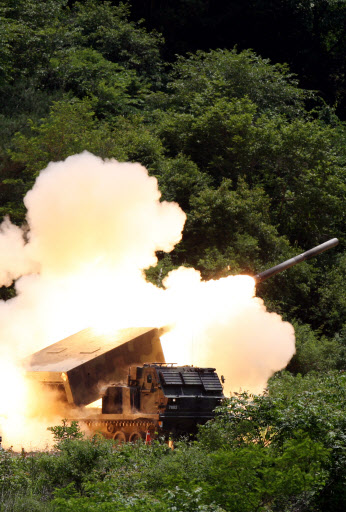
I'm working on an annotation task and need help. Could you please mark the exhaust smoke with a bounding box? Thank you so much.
[0,152,295,449]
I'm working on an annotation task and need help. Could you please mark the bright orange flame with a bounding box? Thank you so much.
[161,269,256,365]
[0,356,76,451]
[0,359,59,450]
[0,359,27,419]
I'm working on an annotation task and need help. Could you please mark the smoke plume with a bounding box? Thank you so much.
[0,152,295,449]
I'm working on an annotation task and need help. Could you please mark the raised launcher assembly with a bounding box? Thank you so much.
[25,327,224,441]
[25,327,165,406]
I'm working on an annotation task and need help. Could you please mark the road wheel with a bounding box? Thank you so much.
[129,431,145,443]
[113,431,126,443]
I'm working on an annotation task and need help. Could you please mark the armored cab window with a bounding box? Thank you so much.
[159,369,183,385]
[181,373,202,386]
[200,373,223,392]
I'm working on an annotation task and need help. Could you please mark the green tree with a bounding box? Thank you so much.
[158,154,211,211]
[155,98,258,184]
[202,437,329,512]
[48,47,150,117]
[0,0,164,147]
[198,372,346,510]
[179,178,291,279]
[9,98,121,179]
[48,419,84,446]
[155,82,345,249]
[130,1,346,119]
[252,116,346,248]
[71,0,163,84]
[166,48,308,118]
[286,321,345,374]
[9,98,165,180]
[317,253,346,334]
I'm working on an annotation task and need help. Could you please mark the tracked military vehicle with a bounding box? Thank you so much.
[25,326,224,440]
[25,238,339,441]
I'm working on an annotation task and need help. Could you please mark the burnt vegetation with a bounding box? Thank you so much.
[0,1,345,511]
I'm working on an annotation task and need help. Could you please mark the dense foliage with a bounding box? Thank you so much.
[0,372,345,511]
[0,1,345,510]
[130,0,346,120]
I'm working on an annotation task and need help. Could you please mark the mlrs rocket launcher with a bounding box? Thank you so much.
[25,238,339,441]
[25,327,224,440]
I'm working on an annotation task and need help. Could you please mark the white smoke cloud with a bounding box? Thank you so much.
[0,151,295,449]
[0,217,39,286]
[161,267,295,394]
[24,151,185,276]
[0,152,186,357]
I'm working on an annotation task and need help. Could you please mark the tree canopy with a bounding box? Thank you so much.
[0,1,345,510]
